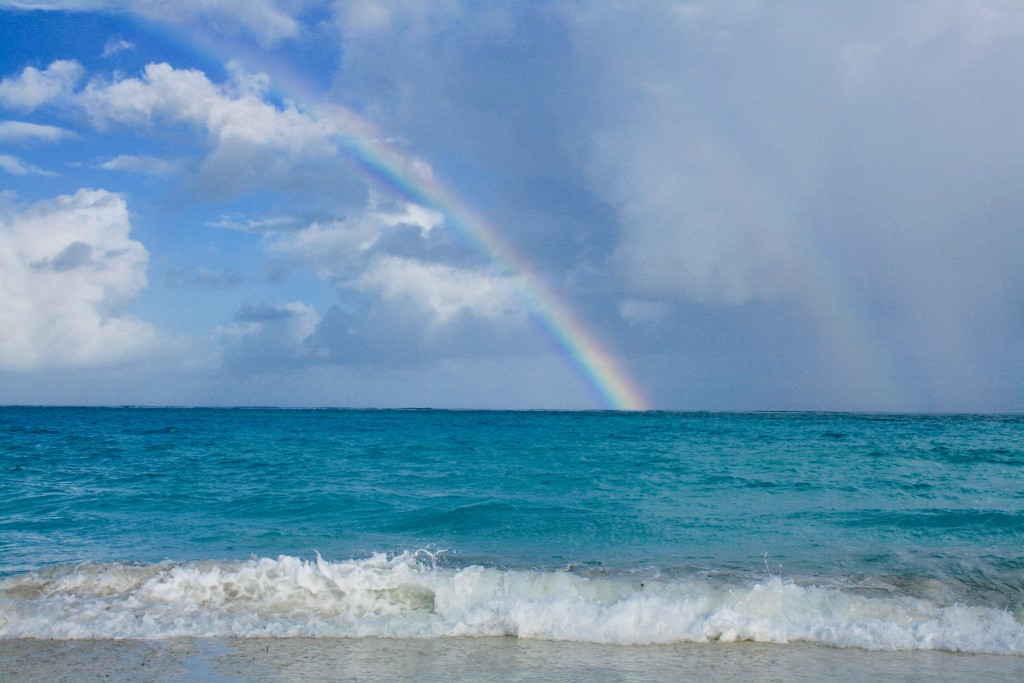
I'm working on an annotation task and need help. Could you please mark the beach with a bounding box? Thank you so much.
[6,636,1024,683]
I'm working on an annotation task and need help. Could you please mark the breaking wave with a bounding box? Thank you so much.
[2,552,1022,655]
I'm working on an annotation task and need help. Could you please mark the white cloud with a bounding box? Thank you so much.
[271,196,444,279]
[0,59,84,111]
[0,120,74,143]
[0,1,300,46]
[98,154,181,176]
[0,154,54,176]
[78,62,216,128]
[225,59,270,97]
[0,189,160,370]
[76,62,343,196]
[0,57,413,202]
[271,193,526,338]
[143,0,301,46]
[273,215,385,277]
[356,255,524,324]
[208,214,300,232]
[102,37,134,58]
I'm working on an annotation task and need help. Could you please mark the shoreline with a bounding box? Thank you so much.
[4,637,1024,682]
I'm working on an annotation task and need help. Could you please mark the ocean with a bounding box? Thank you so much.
[2,407,1023,680]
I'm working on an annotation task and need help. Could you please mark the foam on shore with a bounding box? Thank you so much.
[2,553,1022,655]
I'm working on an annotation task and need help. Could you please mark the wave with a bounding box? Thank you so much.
[1,552,1022,654]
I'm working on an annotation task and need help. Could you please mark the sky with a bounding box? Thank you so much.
[0,1,1021,411]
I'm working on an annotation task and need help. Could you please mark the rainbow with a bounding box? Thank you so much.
[98,17,650,410]
[324,108,648,410]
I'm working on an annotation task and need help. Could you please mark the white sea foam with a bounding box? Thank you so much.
[1,553,1022,654]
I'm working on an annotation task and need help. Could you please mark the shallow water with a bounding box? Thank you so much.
[1,408,1022,658]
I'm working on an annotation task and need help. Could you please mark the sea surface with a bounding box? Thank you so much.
[1,407,1023,674]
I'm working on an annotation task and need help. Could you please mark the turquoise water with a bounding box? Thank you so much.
[1,407,1022,652]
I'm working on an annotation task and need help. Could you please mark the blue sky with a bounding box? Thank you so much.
[0,1,1021,411]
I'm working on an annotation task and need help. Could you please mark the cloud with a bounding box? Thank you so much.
[216,301,321,370]
[225,192,537,371]
[270,196,445,276]
[0,188,160,370]
[559,1,1024,407]
[355,255,524,324]
[270,194,523,325]
[0,0,300,46]
[0,54,542,375]
[327,2,807,303]
[321,1,1024,409]
[207,214,303,233]
[0,59,84,111]
[0,120,75,143]
[102,37,134,57]
[97,154,182,176]
[556,4,814,304]
[1,3,1019,410]
[333,1,468,39]
[0,154,54,176]
[302,299,542,370]
[585,122,802,304]
[335,0,396,36]
[76,61,348,197]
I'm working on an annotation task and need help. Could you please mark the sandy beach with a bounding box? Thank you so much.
[4,637,1024,682]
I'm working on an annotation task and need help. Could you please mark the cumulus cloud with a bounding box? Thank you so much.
[0,120,74,143]
[248,192,537,370]
[356,255,523,324]
[0,0,300,46]
[0,189,160,370]
[0,59,84,111]
[79,62,283,134]
[271,197,443,275]
[75,61,346,197]
[0,54,538,373]
[270,195,523,323]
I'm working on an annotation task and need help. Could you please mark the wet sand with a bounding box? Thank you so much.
[4,637,1024,682]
